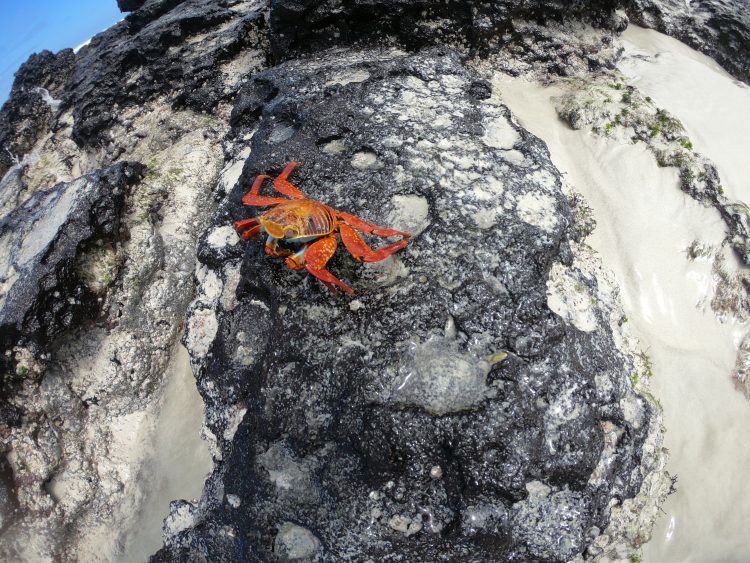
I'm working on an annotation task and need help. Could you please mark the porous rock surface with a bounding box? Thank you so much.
[0,49,75,179]
[0,163,143,372]
[155,45,666,561]
[70,0,267,145]
[118,0,149,11]
[0,0,707,559]
[0,0,266,560]
[267,0,626,60]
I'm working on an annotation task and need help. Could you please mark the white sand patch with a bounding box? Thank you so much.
[197,265,223,303]
[59,344,211,562]
[546,262,598,332]
[388,194,430,235]
[221,48,265,87]
[223,405,247,442]
[516,191,558,233]
[502,149,526,165]
[162,501,200,538]
[496,62,750,562]
[219,146,252,195]
[482,115,520,149]
[351,150,379,169]
[117,345,211,562]
[474,207,501,230]
[321,139,346,154]
[220,261,242,312]
[185,307,219,358]
[325,68,370,87]
[207,225,240,249]
[470,175,504,201]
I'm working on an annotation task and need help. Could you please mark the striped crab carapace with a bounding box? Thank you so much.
[233,162,410,295]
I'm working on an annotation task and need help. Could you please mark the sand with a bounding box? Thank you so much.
[493,25,750,561]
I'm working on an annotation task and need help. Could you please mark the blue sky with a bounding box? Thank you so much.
[0,0,123,104]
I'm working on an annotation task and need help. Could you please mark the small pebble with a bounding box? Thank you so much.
[430,465,443,479]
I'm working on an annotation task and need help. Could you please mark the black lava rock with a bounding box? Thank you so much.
[0,0,676,559]
[268,0,623,60]
[0,162,144,404]
[69,0,266,146]
[117,0,149,11]
[158,46,653,561]
[0,49,75,178]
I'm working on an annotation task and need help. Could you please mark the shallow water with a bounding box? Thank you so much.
[494,26,750,560]
[619,26,750,206]
[619,26,750,563]
[116,345,212,562]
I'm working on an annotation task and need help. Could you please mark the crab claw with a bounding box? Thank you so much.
[288,236,353,295]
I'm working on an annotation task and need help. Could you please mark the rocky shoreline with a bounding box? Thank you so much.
[0,0,747,561]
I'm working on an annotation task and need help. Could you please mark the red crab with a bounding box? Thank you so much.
[233,161,411,295]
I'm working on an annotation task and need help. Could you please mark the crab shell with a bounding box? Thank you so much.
[260,199,338,242]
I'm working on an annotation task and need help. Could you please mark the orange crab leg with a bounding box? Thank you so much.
[337,211,411,238]
[233,217,262,240]
[241,174,289,207]
[286,235,353,295]
[233,217,259,231]
[273,161,306,199]
[339,224,409,263]
[239,224,263,241]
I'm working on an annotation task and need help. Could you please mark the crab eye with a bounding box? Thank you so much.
[263,221,284,238]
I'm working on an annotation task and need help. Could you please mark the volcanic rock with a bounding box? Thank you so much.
[0,0,688,560]
[0,162,143,377]
[155,45,663,561]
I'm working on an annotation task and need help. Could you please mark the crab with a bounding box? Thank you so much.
[233,161,411,295]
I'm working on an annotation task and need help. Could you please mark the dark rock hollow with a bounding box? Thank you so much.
[0,162,143,384]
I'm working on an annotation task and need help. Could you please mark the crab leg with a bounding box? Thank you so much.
[233,217,259,230]
[241,174,289,207]
[337,211,410,238]
[285,235,353,295]
[239,224,263,241]
[265,236,293,257]
[273,161,306,199]
[339,224,409,263]
[233,217,262,240]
